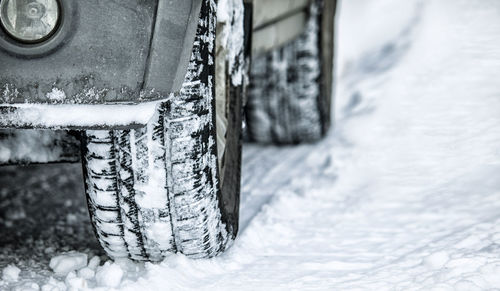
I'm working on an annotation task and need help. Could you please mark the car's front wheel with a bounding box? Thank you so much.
[81,0,243,261]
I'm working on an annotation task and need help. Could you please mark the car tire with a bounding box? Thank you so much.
[245,0,336,144]
[81,0,244,261]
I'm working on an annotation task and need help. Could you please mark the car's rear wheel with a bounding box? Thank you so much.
[81,0,244,261]
[245,0,336,144]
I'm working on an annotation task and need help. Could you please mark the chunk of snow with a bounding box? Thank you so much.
[65,272,87,290]
[46,88,66,101]
[2,264,21,282]
[87,256,101,270]
[95,262,124,288]
[77,267,95,280]
[49,252,88,275]
[41,277,66,291]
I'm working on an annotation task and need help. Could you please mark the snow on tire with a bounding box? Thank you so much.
[245,0,335,144]
[82,0,243,261]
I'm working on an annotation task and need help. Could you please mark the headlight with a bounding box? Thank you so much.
[0,0,60,43]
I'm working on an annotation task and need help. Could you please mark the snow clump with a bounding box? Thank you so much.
[65,272,88,290]
[87,256,101,270]
[2,264,21,282]
[41,277,67,291]
[95,262,124,288]
[49,252,88,276]
[46,88,66,101]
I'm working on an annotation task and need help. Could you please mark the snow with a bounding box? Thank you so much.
[2,265,21,282]
[13,282,40,291]
[65,272,88,290]
[0,102,161,128]
[49,252,88,276]
[1,0,500,290]
[95,262,124,288]
[41,278,67,291]
[422,251,450,270]
[78,268,96,281]
[217,0,245,86]
[87,257,101,271]
[46,88,66,102]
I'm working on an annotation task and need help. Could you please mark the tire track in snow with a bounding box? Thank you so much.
[239,138,340,232]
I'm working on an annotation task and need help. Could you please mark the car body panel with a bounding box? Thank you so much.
[0,0,155,104]
[251,11,306,56]
[251,0,309,29]
[0,0,201,106]
[249,0,311,56]
[144,0,203,97]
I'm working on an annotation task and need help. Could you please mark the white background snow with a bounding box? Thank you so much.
[1,0,500,289]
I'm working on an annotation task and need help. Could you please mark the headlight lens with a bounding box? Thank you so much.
[0,0,60,43]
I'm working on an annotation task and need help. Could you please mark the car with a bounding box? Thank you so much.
[0,0,336,261]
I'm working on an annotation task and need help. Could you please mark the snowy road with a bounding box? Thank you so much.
[2,0,500,290]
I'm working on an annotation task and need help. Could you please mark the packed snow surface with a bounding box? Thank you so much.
[1,0,500,290]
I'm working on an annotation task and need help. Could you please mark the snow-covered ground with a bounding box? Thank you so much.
[2,0,500,289]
